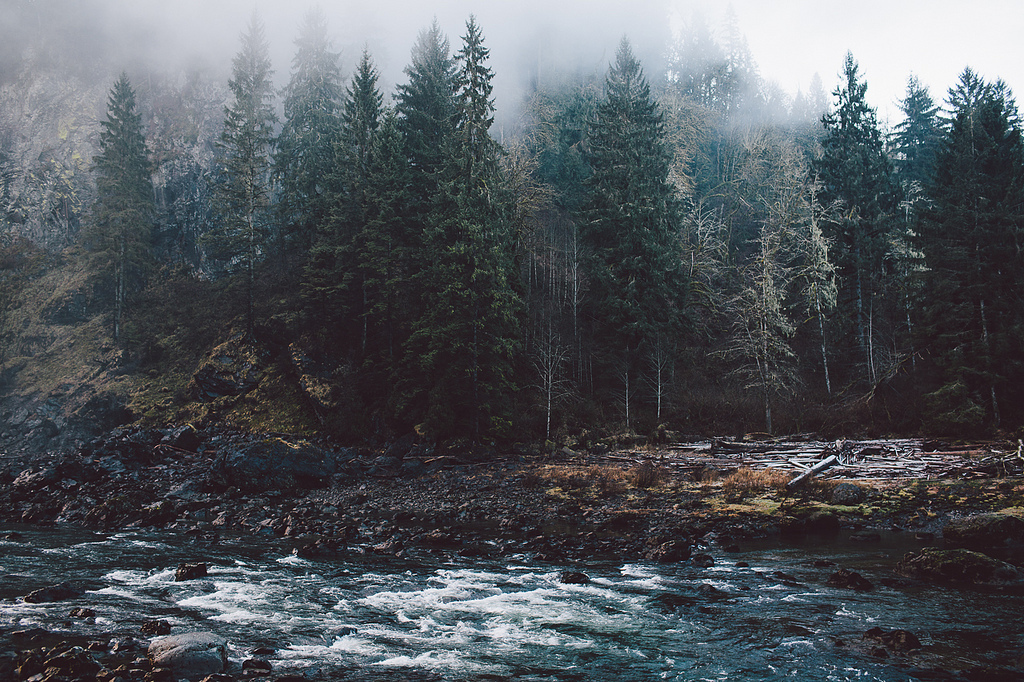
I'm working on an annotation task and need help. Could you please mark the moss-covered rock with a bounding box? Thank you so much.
[896,547,1020,585]
[943,512,1024,550]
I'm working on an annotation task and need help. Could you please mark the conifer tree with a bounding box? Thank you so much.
[917,69,1024,430]
[208,12,276,336]
[89,72,154,344]
[814,53,900,387]
[581,38,686,428]
[274,7,343,251]
[401,17,521,439]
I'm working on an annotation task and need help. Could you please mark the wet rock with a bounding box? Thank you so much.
[863,627,921,653]
[175,563,208,581]
[41,646,103,678]
[850,531,881,542]
[645,539,692,563]
[141,619,173,636]
[896,547,1020,585]
[69,607,97,618]
[559,571,590,585]
[943,513,1024,551]
[148,632,227,679]
[781,510,840,536]
[826,568,874,591]
[23,580,85,603]
[691,553,715,568]
[242,657,272,671]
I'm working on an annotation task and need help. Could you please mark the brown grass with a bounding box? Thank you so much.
[531,464,632,496]
[630,461,669,489]
[721,467,791,494]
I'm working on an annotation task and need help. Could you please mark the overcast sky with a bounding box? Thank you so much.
[84,0,1024,127]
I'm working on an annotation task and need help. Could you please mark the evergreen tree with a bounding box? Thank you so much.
[208,12,276,336]
[89,72,154,343]
[892,75,942,192]
[582,38,686,428]
[814,53,901,387]
[917,69,1024,431]
[401,17,522,439]
[274,7,343,251]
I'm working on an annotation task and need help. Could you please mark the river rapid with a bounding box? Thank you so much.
[2,526,1022,681]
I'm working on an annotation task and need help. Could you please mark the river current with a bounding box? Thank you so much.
[2,527,1022,680]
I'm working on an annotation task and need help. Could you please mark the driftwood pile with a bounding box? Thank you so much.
[633,437,1024,481]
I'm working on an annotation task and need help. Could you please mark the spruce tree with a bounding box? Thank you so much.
[581,38,686,428]
[814,53,900,387]
[89,72,154,344]
[274,7,343,251]
[208,12,276,336]
[401,17,521,439]
[917,69,1024,431]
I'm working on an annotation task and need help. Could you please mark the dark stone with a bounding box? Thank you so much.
[559,571,590,585]
[163,424,201,452]
[943,513,1024,550]
[142,620,173,636]
[803,510,841,534]
[242,657,272,671]
[691,553,715,568]
[864,627,922,653]
[24,580,85,603]
[826,568,874,591]
[896,547,1020,585]
[41,646,102,678]
[175,563,208,582]
[69,607,97,618]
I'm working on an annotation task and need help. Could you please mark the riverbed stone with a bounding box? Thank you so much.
[826,568,874,591]
[148,632,227,679]
[896,547,1020,585]
[943,513,1024,550]
[175,562,208,581]
[23,580,85,603]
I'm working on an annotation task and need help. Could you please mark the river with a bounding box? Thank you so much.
[2,526,1022,680]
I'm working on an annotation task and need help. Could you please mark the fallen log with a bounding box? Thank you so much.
[786,455,839,490]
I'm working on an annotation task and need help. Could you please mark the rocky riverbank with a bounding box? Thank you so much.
[3,426,1024,681]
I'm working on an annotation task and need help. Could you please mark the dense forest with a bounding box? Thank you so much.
[2,2,1023,446]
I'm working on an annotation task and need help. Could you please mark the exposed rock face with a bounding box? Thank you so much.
[175,562,208,581]
[896,547,1020,585]
[148,632,227,679]
[645,539,692,563]
[943,513,1024,550]
[189,338,264,401]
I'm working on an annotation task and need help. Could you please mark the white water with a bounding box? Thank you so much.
[2,528,1022,680]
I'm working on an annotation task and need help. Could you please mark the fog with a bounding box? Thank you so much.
[3,0,1023,128]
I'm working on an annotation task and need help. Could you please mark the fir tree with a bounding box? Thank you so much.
[208,12,276,336]
[581,38,686,428]
[89,72,154,344]
[274,7,343,251]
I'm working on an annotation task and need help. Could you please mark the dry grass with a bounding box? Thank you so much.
[630,460,669,489]
[721,466,792,494]
[532,464,632,496]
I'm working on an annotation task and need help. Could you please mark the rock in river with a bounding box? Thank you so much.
[149,632,227,679]
[23,580,85,603]
[943,513,1024,551]
[896,547,1020,586]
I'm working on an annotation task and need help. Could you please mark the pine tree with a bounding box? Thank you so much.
[893,75,942,192]
[89,72,154,344]
[814,53,900,387]
[208,12,276,337]
[917,69,1024,431]
[274,7,343,251]
[581,38,686,428]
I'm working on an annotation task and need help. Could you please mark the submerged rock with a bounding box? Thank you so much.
[863,627,921,653]
[826,568,874,591]
[23,580,85,603]
[148,632,227,679]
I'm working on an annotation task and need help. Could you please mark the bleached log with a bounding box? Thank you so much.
[786,454,839,490]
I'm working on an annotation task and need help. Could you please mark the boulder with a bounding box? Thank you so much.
[148,632,227,679]
[831,482,867,505]
[691,553,715,568]
[175,563,208,581]
[826,568,874,591]
[943,513,1024,551]
[24,581,85,603]
[896,547,1020,585]
[189,338,263,401]
[212,438,345,493]
[863,627,921,653]
[559,571,590,585]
